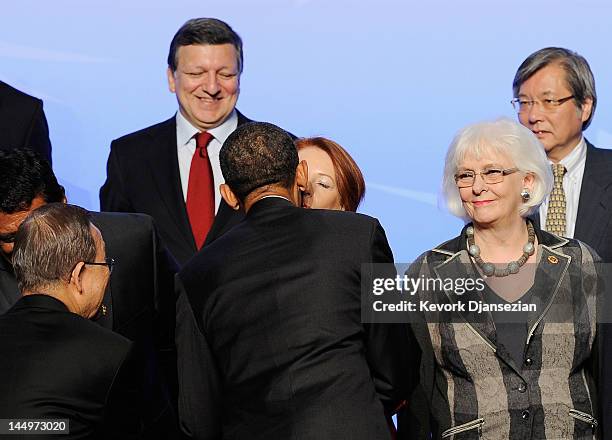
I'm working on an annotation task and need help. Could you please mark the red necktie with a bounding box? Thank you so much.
[186,131,214,249]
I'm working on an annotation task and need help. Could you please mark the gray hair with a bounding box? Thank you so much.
[12,203,96,293]
[442,118,553,220]
[167,18,243,73]
[513,47,596,130]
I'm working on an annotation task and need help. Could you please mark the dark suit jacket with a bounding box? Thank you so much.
[0,294,143,439]
[573,141,612,262]
[0,81,52,164]
[532,141,612,262]
[0,211,179,439]
[176,197,412,440]
[99,111,252,266]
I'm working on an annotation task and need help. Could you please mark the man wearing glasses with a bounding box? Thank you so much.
[0,204,144,438]
[513,47,612,435]
[511,47,612,261]
[0,148,179,439]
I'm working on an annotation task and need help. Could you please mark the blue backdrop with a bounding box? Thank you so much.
[3,0,611,261]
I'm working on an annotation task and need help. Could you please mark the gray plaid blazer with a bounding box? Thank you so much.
[406,226,601,440]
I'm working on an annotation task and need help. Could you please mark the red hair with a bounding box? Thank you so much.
[295,137,365,212]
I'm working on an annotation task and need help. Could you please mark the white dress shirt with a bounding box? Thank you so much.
[539,137,586,238]
[176,110,239,211]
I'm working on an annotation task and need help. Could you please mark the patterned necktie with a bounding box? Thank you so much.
[545,163,567,236]
[186,131,214,249]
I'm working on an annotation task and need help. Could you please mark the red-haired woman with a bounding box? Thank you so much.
[296,137,365,212]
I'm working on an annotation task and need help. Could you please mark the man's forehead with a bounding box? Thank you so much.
[519,63,570,94]
[176,44,239,64]
[0,210,31,233]
[0,196,48,232]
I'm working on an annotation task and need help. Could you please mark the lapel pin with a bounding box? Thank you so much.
[547,256,559,264]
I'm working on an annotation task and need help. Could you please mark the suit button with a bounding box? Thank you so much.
[518,383,527,393]
[522,410,530,419]
[525,358,533,366]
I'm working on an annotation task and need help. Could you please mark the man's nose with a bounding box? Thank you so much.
[526,102,544,125]
[201,72,220,95]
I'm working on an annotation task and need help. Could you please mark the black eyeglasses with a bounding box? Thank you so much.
[84,257,116,273]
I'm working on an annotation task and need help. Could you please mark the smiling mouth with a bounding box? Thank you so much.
[472,200,494,206]
[195,95,222,103]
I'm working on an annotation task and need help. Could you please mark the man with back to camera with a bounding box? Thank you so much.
[0,203,143,438]
[175,122,413,439]
[100,18,252,266]
[0,80,52,164]
[0,148,180,439]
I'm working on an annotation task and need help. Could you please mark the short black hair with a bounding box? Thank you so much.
[220,122,298,201]
[167,18,243,73]
[0,148,65,214]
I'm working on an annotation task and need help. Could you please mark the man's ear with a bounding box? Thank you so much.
[61,196,68,204]
[220,184,240,210]
[295,160,308,193]
[580,97,594,124]
[70,261,86,294]
[167,67,176,93]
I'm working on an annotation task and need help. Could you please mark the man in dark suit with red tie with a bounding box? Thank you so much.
[100,18,251,266]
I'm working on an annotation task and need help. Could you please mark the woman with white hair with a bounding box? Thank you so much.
[402,118,602,439]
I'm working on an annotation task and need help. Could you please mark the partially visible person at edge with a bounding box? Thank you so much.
[0,148,179,439]
[296,137,365,211]
[0,80,52,164]
[512,47,612,261]
[0,203,144,439]
[398,118,602,439]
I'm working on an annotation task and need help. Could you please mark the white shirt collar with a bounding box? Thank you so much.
[176,109,238,146]
[556,136,586,175]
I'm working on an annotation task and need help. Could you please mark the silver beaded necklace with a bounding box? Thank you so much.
[466,221,536,277]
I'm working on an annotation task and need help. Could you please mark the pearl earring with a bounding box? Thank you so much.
[520,188,531,202]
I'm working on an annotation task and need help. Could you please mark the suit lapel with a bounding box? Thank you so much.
[525,244,571,343]
[148,109,251,253]
[144,116,196,252]
[574,142,612,250]
[236,109,252,126]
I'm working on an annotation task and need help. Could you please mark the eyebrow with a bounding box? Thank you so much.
[313,173,335,180]
[457,163,504,171]
[518,90,558,98]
